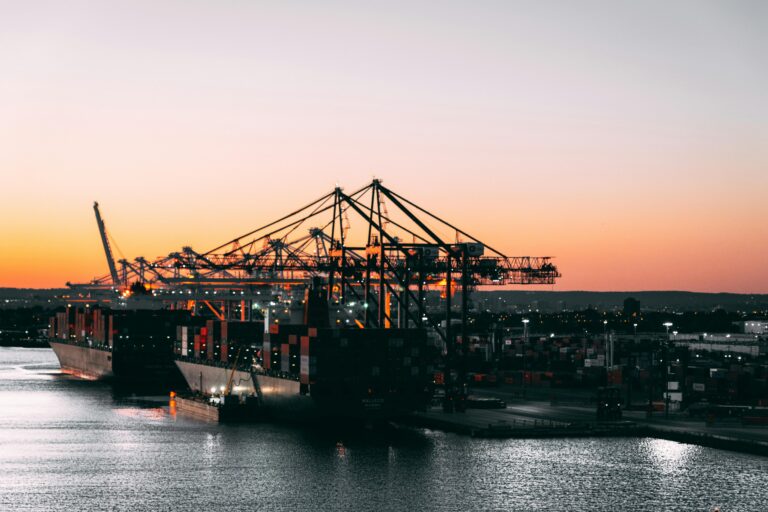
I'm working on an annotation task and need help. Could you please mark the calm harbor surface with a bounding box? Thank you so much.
[1,347,766,511]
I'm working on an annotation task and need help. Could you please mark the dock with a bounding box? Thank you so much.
[398,402,768,456]
[400,406,645,438]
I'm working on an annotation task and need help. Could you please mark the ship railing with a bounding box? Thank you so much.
[176,354,255,373]
[49,337,113,352]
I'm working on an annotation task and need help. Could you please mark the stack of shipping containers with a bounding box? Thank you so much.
[175,319,263,369]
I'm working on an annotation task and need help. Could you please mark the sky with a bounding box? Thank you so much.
[1,0,766,291]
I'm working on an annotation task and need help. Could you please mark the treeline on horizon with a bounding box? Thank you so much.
[2,288,768,308]
[475,290,768,312]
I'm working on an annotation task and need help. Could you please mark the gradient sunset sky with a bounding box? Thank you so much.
[1,1,766,291]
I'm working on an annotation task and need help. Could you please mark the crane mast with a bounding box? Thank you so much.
[93,202,120,287]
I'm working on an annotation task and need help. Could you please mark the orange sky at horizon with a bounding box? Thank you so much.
[1,1,766,292]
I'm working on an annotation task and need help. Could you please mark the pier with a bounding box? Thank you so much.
[398,395,768,456]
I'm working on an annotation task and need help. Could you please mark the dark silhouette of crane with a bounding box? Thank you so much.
[73,180,561,409]
[92,202,120,288]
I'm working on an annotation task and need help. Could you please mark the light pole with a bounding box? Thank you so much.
[522,318,530,344]
[522,318,530,392]
[603,320,609,376]
[662,322,673,418]
[629,322,638,407]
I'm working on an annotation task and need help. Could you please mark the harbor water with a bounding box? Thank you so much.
[1,347,766,511]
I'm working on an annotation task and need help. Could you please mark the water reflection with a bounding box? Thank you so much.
[642,438,699,474]
[113,407,168,422]
[335,441,347,459]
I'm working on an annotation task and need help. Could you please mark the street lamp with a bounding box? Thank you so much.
[521,318,530,391]
[662,322,673,418]
[629,322,639,407]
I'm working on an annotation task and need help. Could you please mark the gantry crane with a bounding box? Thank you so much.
[73,181,560,408]
[71,181,559,337]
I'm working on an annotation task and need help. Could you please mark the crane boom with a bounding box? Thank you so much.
[93,202,120,287]
[76,181,560,293]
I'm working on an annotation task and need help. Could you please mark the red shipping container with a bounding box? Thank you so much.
[206,321,215,360]
[281,343,290,372]
[300,336,310,384]
[263,337,271,370]
[199,327,208,357]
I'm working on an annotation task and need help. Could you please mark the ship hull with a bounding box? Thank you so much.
[174,359,429,422]
[49,340,186,387]
[175,359,256,395]
[49,341,114,380]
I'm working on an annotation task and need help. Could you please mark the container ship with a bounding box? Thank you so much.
[173,289,439,421]
[47,307,187,387]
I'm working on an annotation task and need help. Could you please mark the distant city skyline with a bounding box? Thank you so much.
[2,1,766,291]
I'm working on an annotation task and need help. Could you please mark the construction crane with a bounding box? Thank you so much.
[93,202,120,288]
